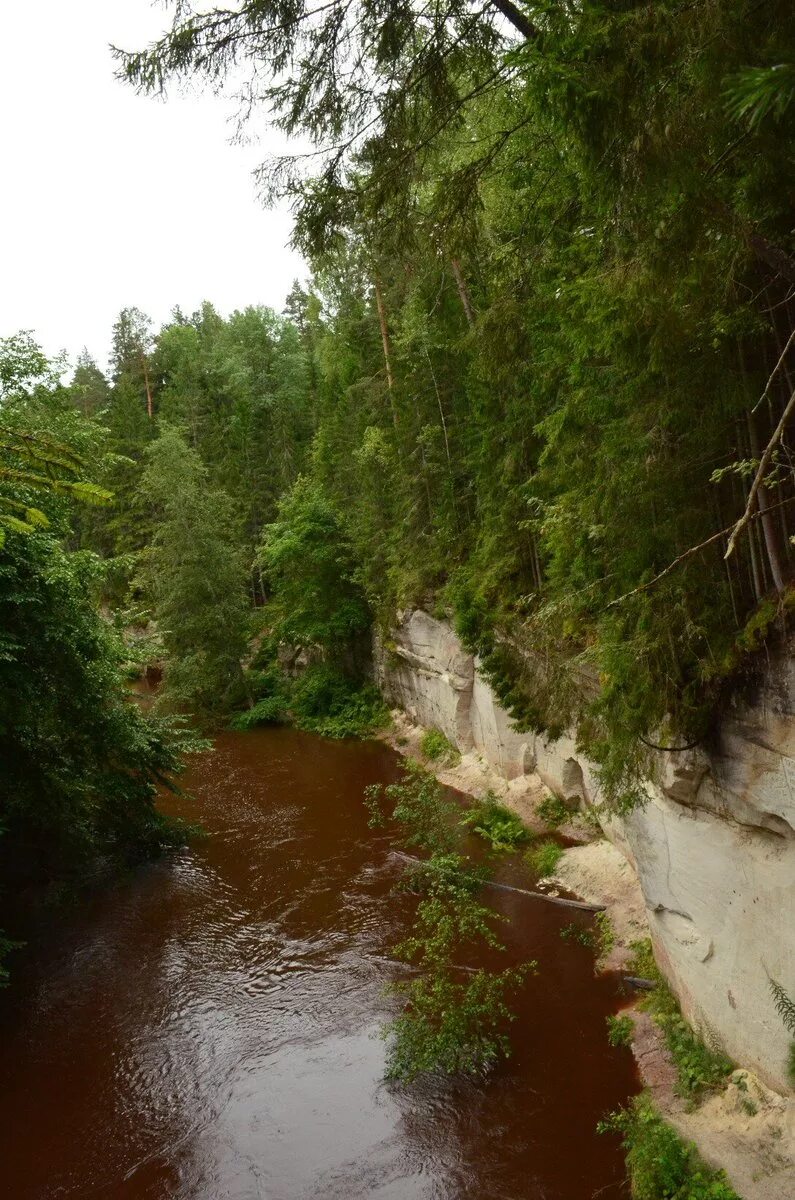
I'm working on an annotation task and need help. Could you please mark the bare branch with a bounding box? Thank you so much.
[725,383,795,563]
[606,495,795,609]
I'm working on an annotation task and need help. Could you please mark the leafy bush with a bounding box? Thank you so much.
[599,1094,741,1199]
[462,795,529,851]
[526,839,564,876]
[229,694,287,730]
[366,766,535,1080]
[420,727,460,765]
[561,922,597,948]
[385,955,533,1082]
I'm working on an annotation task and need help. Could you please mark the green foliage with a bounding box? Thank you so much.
[628,938,659,983]
[526,839,564,877]
[462,795,528,851]
[536,794,573,830]
[122,0,795,820]
[0,342,204,980]
[594,911,616,959]
[725,64,795,130]
[366,766,535,1079]
[419,727,460,765]
[365,761,459,856]
[229,694,288,730]
[768,978,795,1086]
[138,427,250,719]
[600,1094,741,1200]
[561,911,615,960]
[288,665,389,738]
[385,955,533,1083]
[561,922,598,949]
[630,941,734,1103]
[769,977,795,1034]
[258,477,371,657]
[607,1013,634,1048]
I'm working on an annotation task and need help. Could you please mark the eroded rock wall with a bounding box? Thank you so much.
[375,609,795,1093]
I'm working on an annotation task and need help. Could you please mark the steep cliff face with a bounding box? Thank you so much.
[375,610,795,1093]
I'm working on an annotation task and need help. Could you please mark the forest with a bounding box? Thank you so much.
[2,0,795,942]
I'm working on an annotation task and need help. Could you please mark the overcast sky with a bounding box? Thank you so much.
[0,0,306,373]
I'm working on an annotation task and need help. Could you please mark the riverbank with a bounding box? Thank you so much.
[380,709,795,1200]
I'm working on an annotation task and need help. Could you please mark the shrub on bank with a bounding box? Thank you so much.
[599,1094,741,1200]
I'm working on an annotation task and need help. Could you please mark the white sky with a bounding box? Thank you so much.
[0,0,307,373]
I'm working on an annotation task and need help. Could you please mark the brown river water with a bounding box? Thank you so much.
[0,727,638,1199]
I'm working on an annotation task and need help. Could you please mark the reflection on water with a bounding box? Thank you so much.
[0,727,638,1199]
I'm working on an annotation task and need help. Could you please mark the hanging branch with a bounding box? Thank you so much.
[725,383,795,564]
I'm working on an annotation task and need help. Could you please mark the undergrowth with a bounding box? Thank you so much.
[526,839,564,876]
[536,793,571,829]
[420,727,460,765]
[599,1093,741,1200]
[607,1013,634,1047]
[365,764,535,1081]
[231,663,390,738]
[462,794,529,851]
[629,940,733,1103]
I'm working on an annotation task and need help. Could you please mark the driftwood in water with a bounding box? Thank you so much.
[388,850,605,912]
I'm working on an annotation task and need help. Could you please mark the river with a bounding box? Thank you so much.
[0,726,639,1199]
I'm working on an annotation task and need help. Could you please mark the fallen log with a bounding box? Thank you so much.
[388,850,605,912]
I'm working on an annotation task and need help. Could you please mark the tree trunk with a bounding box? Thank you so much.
[374,275,399,432]
[747,409,787,592]
[450,257,476,328]
[141,353,154,421]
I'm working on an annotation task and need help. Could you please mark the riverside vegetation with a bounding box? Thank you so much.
[3,2,795,1194]
[365,763,535,1080]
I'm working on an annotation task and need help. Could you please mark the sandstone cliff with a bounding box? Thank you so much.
[375,609,795,1094]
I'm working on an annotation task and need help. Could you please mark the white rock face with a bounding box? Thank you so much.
[375,610,795,1093]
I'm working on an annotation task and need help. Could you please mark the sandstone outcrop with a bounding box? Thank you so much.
[375,609,795,1093]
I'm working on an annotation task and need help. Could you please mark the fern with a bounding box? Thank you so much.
[770,979,795,1035]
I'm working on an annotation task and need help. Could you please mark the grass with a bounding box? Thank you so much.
[462,794,529,851]
[629,940,734,1104]
[420,727,460,765]
[525,838,564,876]
[607,1013,634,1047]
[599,1093,741,1199]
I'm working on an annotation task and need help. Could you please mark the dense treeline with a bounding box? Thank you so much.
[118,0,795,807]
[3,0,795,947]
